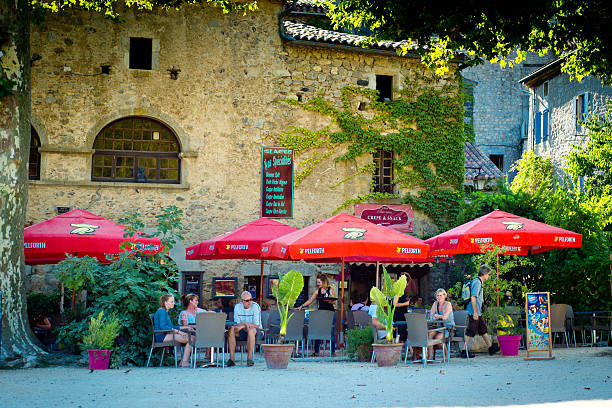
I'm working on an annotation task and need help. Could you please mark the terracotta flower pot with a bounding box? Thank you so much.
[372,343,404,367]
[261,344,294,369]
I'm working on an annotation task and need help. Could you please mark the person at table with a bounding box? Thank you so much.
[226,291,261,367]
[351,294,369,312]
[298,273,336,356]
[427,288,455,359]
[178,293,207,326]
[368,303,387,340]
[154,294,193,367]
[393,273,412,342]
[213,297,234,316]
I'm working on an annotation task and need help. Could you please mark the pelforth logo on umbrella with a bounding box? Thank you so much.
[226,244,249,250]
[342,227,367,239]
[70,224,100,234]
[396,247,422,254]
[555,236,576,243]
[299,248,325,255]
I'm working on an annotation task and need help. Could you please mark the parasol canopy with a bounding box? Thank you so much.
[425,209,582,256]
[185,218,298,260]
[24,209,162,265]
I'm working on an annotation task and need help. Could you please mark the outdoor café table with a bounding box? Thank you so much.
[574,311,611,346]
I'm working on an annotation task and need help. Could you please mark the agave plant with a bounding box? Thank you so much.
[271,270,304,343]
[369,266,407,342]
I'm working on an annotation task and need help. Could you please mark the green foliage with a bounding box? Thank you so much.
[510,152,555,197]
[55,206,181,365]
[82,311,120,350]
[27,292,61,319]
[369,266,406,342]
[271,270,304,340]
[488,307,523,336]
[275,76,466,227]
[323,1,612,84]
[55,255,98,293]
[345,326,373,361]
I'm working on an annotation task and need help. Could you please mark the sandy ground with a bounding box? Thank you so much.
[0,347,610,408]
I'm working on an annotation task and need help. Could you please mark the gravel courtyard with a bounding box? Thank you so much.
[1,347,610,408]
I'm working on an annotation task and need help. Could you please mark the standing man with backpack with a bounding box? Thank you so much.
[462,264,500,358]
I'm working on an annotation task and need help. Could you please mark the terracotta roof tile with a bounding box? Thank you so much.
[464,142,503,180]
[283,20,414,52]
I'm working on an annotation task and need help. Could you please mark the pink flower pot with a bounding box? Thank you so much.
[497,335,521,356]
[88,349,112,370]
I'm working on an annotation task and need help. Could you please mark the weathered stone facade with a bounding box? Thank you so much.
[26,2,461,306]
[520,59,612,175]
[462,53,553,180]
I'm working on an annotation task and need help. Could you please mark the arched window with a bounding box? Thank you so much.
[29,126,41,180]
[92,117,181,184]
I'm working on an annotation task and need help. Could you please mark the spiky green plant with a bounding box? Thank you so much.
[271,270,304,343]
[369,266,407,342]
[82,311,120,350]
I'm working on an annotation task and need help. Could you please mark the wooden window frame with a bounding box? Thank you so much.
[372,149,394,194]
[92,117,181,184]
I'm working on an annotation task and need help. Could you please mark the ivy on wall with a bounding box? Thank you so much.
[273,73,470,230]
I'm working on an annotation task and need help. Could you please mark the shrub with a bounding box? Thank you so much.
[82,311,120,350]
[346,326,373,361]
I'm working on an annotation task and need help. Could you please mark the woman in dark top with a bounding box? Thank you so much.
[153,294,193,367]
[393,273,412,341]
[298,273,336,356]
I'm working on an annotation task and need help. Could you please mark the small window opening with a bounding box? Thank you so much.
[297,94,302,102]
[489,154,504,172]
[376,75,393,102]
[129,37,152,70]
[543,82,548,99]
[358,102,367,111]
[373,149,394,193]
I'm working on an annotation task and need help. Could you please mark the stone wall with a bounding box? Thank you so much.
[527,74,612,175]
[26,2,460,303]
[462,53,553,181]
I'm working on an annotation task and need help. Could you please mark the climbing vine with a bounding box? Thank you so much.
[272,72,469,230]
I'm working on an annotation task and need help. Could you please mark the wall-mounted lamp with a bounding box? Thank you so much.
[167,66,181,80]
[466,166,487,191]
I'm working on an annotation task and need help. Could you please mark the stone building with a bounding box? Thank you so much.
[462,53,553,180]
[519,58,612,174]
[25,1,466,306]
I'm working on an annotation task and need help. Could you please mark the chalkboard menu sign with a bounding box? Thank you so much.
[525,291,553,360]
[261,147,293,218]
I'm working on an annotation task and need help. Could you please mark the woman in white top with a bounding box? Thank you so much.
[427,288,455,359]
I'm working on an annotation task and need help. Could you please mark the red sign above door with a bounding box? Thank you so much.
[354,204,414,232]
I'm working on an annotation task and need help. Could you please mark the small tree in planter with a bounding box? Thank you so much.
[489,306,524,356]
[369,266,406,366]
[82,311,120,370]
[262,270,304,369]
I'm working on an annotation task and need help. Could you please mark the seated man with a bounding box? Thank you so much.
[227,291,261,367]
[368,303,387,340]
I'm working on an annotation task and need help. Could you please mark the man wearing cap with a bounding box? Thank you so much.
[226,291,261,367]
[463,264,499,357]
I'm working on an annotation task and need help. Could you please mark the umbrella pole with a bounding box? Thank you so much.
[60,282,64,314]
[375,261,380,288]
[496,254,500,307]
[259,259,264,305]
[340,258,345,333]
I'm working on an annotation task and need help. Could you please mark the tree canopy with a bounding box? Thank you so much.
[322,0,612,83]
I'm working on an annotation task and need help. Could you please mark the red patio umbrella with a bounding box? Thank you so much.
[185,218,299,302]
[24,209,163,265]
[260,213,430,325]
[425,209,582,304]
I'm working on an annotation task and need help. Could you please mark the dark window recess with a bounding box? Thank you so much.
[29,126,41,180]
[92,116,181,184]
[373,149,394,193]
[129,37,153,70]
[376,75,393,102]
[490,154,504,172]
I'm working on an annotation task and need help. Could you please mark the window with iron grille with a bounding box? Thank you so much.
[92,117,181,184]
[29,126,41,180]
[372,150,394,193]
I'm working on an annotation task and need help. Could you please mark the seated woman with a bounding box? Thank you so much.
[427,288,455,360]
[351,294,369,312]
[178,293,207,326]
[31,312,53,347]
[154,294,193,367]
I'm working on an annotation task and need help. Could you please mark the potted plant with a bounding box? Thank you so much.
[369,266,406,366]
[261,269,304,369]
[346,326,374,361]
[489,306,523,356]
[82,311,120,370]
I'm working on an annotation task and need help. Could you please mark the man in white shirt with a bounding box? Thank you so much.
[227,291,261,367]
[368,303,387,340]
